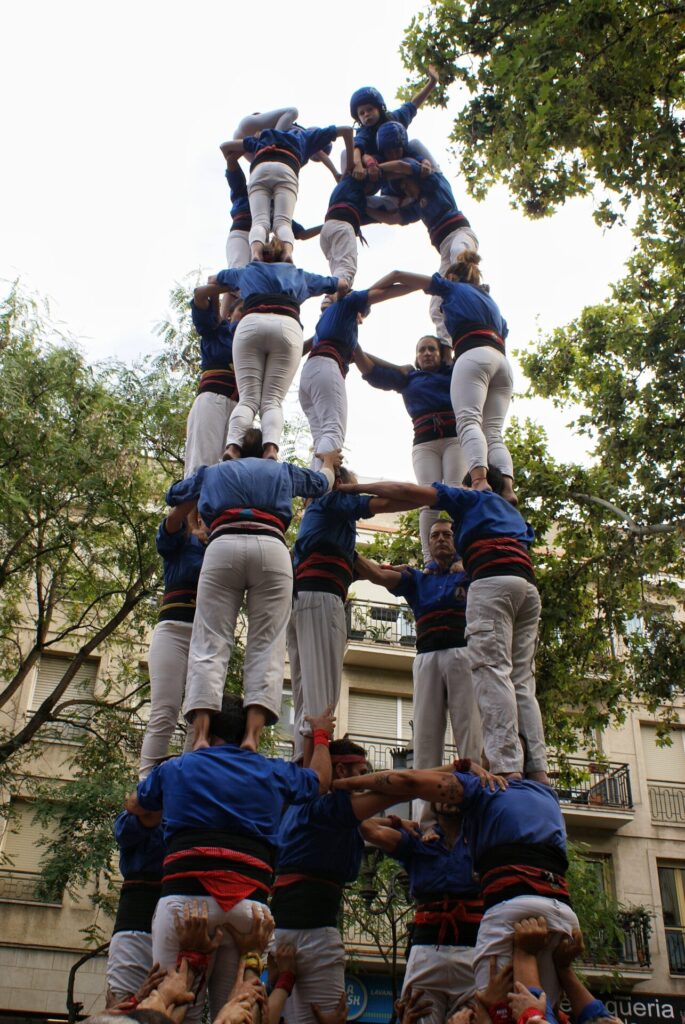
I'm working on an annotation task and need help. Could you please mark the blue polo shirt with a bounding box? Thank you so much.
[391,567,468,652]
[426,276,507,349]
[311,289,371,372]
[166,459,330,534]
[276,790,363,884]
[155,520,205,623]
[216,262,337,306]
[392,824,480,901]
[191,301,237,372]
[363,362,453,422]
[243,126,337,167]
[114,811,165,880]
[137,745,319,845]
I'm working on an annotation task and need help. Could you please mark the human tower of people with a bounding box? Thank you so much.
[102,76,620,1024]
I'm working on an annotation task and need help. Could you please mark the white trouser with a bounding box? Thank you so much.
[139,620,193,779]
[288,591,347,734]
[412,646,483,824]
[319,220,358,285]
[248,162,299,246]
[286,616,305,762]
[274,927,345,1024]
[430,227,480,344]
[184,392,237,478]
[106,931,153,1000]
[299,356,347,471]
[183,534,292,722]
[226,228,250,269]
[450,347,514,477]
[234,108,298,139]
[474,896,579,1007]
[465,577,546,775]
[402,945,476,1024]
[228,312,303,449]
[411,437,466,563]
[153,895,268,1023]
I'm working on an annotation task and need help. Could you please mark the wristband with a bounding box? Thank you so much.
[518,1012,545,1024]
[313,729,330,747]
[488,1001,513,1024]
[454,758,472,774]
[178,950,211,973]
[244,953,264,975]
[387,815,403,831]
[275,970,296,995]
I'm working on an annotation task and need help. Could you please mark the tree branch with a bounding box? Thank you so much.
[570,493,685,535]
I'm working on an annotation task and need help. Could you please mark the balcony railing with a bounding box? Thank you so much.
[547,756,633,812]
[665,928,685,974]
[346,600,415,647]
[648,782,685,824]
[0,869,61,906]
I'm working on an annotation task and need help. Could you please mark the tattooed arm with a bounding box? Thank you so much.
[333,768,465,805]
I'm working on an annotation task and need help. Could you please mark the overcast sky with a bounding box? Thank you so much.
[1,0,636,482]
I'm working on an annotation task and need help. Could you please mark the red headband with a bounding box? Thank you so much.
[331,754,368,764]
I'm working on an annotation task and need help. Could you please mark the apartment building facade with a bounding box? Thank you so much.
[1,520,685,1022]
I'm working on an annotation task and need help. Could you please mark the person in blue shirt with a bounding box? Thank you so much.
[203,256,346,460]
[127,694,334,1023]
[138,507,207,780]
[334,470,548,781]
[318,174,379,289]
[272,737,404,1024]
[300,271,416,473]
[368,129,479,345]
[349,67,439,179]
[184,281,243,478]
[354,521,482,822]
[353,333,464,562]
[221,124,353,262]
[288,468,409,765]
[361,802,484,1024]
[368,260,516,504]
[165,429,340,753]
[334,766,579,1010]
[106,810,165,1004]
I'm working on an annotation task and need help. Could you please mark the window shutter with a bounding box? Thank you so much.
[348,693,398,739]
[1,801,51,874]
[30,655,97,738]
[400,698,414,741]
[641,724,685,781]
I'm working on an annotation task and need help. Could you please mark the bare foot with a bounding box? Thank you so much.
[240,736,259,752]
[501,479,519,506]
[262,443,279,460]
[526,770,551,785]
[250,243,264,262]
[472,479,492,492]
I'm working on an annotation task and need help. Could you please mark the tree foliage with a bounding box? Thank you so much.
[401,0,684,224]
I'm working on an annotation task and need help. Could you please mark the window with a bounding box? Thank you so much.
[641,724,685,781]
[0,800,61,905]
[348,693,410,741]
[29,654,98,740]
[584,853,614,896]
[658,865,685,974]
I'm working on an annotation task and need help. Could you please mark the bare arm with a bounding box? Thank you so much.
[295,224,323,240]
[337,479,439,510]
[306,707,335,793]
[366,206,403,225]
[354,552,403,590]
[377,159,419,179]
[336,127,354,174]
[311,150,340,182]
[353,343,410,378]
[194,282,234,305]
[334,767,464,805]
[410,65,439,109]
[220,139,247,158]
[366,270,427,304]
[124,792,162,828]
[302,337,314,356]
[359,816,404,853]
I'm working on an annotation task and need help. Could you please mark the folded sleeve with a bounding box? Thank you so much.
[363,363,408,393]
[137,766,164,811]
[216,268,243,289]
[302,272,338,296]
[166,467,206,506]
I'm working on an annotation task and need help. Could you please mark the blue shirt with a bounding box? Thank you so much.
[456,773,567,867]
[191,301,237,372]
[326,176,378,225]
[166,459,330,532]
[391,567,468,623]
[427,276,508,342]
[354,103,417,157]
[137,745,319,844]
[114,811,165,880]
[293,492,373,567]
[216,262,337,305]
[432,484,534,553]
[226,164,250,227]
[392,824,479,901]
[312,289,370,368]
[276,790,364,884]
[242,126,337,167]
[390,165,466,244]
[155,520,205,592]
[364,362,453,420]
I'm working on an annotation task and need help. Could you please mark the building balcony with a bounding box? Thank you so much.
[648,781,685,825]
[0,869,61,907]
[347,736,634,830]
[548,756,635,830]
[580,913,653,987]
[344,600,416,669]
